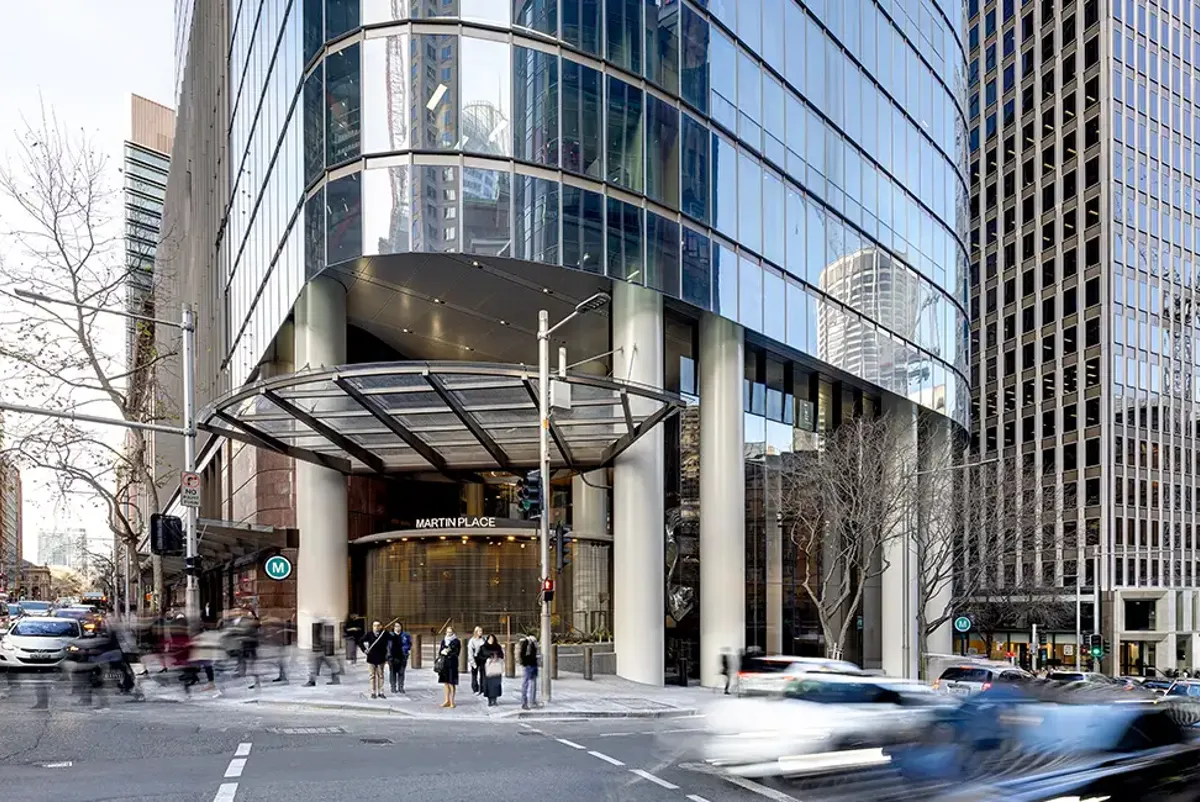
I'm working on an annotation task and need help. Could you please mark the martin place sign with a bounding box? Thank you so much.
[415,516,499,529]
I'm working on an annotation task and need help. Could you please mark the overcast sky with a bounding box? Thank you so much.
[0,1,175,562]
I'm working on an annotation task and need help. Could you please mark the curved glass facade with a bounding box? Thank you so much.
[223,0,971,426]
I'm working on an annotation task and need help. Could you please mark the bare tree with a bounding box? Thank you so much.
[0,108,175,612]
[779,414,916,659]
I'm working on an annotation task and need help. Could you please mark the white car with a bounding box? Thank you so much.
[18,601,53,618]
[704,674,947,778]
[933,663,1033,695]
[737,654,865,696]
[0,616,83,671]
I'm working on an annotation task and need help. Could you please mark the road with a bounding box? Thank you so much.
[0,688,795,802]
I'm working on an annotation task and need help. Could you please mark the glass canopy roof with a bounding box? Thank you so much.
[199,362,683,476]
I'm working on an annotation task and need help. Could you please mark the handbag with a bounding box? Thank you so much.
[434,653,445,673]
[485,657,503,678]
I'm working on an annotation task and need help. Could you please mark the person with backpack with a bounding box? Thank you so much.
[386,621,412,693]
[519,635,539,710]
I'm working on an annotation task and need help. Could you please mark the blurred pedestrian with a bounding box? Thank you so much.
[360,621,388,699]
[720,648,733,695]
[387,622,412,693]
[344,613,365,665]
[519,635,539,710]
[478,634,504,707]
[183,626,225,695]
[305,619,342,686]
[230,608,260,680]
[467,626,485,695]
[261,617,290,683]
[436,624,461,708]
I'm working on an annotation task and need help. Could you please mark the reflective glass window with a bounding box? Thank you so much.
[712,133,737,238]
[411,165,460,253]
[785,93,805,176]
[411,0,458,19]
[514,174,560,264]
[709,26,737,132]
[462,37,511,156]
[305,185,325,279]
[714,242,738,318]
[785,185,805,278]
[414,35,458,150]
[645,0,680,93]
[737,0,762,54]
[362,0,410,23]
[461,0,510,25]
[606,197,643,282]
[679,4,709,113]
[738,151,762,253]
[563,185,604,272]
[737,50,762,146]
[514,0,557,35]
[606,76,644,191]
[326,173,362,264]
[646,212,680,298]
[563,0,602,56]
[563,60,603,178]
[362,165,411,255]
[325,0,359,39]
[763,265,785,341]
[304,65,325,185]
[763,75,785,166]
[513,47,559,166]
[304,0,323,64]
[763,169,784,266]
[680,113,709,223]
[646,95,680,208]
[762,0,784,67]
[806,200,825,284]
[707,0,736,31]
[784,0,804,89]
[681,226,712,309]
[361,35,412,154]
[462,168,512,256]
[606,0,642,74]
[739,255,763,330]
[786,275,807,351]
[326,44,361,166]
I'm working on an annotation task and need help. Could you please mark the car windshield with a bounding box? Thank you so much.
[55,609,91,620]
[741,657,795,674]
[939,667,992,683]
[785,679,900,704]
[5,604,18,615]
[10,620,80,637]
[1048,672,1086,682]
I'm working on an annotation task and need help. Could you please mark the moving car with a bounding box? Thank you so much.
[0,616,84,670]
[933,662,1032,695]
[1046,670,1119,685]
[737,654,864,696]
[18,600,53,618]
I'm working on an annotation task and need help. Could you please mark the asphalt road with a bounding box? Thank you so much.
[0,686,791,802]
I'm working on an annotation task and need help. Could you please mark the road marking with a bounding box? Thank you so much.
[224,758,246,778]
[587,750,625,766]
[213,783,238,802]
[556,738,586,750]
[629,769,679,789]
[235,743,252,757]
[687,796,712,802]
[717,774,801,802]
[42,761,72,768]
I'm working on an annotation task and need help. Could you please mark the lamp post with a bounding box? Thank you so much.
[537,292,610,703]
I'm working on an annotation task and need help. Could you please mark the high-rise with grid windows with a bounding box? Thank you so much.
[969,0,1200,675]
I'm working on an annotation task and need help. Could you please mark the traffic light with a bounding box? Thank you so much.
[1089,633,1104,659]
[541,577,555,603]
[517,470,543,520]
[150,514,184,556]
[184,555,203,577]
[1037,630,1047,646]
[555,524,572,573]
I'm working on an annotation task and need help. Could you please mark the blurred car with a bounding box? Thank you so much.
[1135,677,1175,695]
[54,606,103,633]
[1163,679,1200,699]
[0,616,83,671]
[736,654,864,696]
[18,601,53,618]
[933,663,1032,695]
[1046,670,1118,685]
[704,673,948,778]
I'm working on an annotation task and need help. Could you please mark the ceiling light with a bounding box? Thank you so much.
[542,287,551,294]
[401,537,409,542]
[434,298,444,304]
[499,319,507,325]
[402,328,410,333]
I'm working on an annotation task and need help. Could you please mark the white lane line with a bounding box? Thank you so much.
[587,750,625,766]
[718,774,801,801]
[629,769,679,790]
[224,758,247,778]
[555,738,586,750]
[687,796,712,802]
[213,782,238,802]
[42,761,73,768]
[234,743,252,757]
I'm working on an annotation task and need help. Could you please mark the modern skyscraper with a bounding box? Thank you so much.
[0,456,21,593]
[161,0,969,683]
[969,0,1200,673]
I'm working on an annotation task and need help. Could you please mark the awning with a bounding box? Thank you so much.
[198,361,683,476]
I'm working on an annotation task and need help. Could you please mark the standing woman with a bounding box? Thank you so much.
[435,624,461,708]
[477,634,504,707]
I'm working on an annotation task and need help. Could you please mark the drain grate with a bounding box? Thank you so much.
[360,737,393,745]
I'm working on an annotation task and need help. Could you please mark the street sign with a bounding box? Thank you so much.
[1064,644,1075,657]
[180,471,201,508]
[953,615,973,633]
[263,555,292,581]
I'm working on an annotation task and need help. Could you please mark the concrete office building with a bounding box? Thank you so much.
[968,0,1200,673]
[156,0,969,684]
[0,457,21,594]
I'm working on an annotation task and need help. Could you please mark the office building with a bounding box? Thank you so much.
[0,457,21,594]
[158,0,969,683]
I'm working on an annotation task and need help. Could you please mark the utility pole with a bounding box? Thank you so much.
[181,304,199,628]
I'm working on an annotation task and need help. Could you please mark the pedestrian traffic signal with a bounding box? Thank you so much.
[517,470,543,520]
[554,524,572,573]
[150,513,184,555]
[541,577,555,603]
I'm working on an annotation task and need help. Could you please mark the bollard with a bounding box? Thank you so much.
[551,643,560,679]
[583,644,594,680]
[411,634,423,669]
[676,654,689,687]
[505,638,516,678]
[459,639,469,673]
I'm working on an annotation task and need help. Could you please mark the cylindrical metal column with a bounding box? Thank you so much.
[294,276,349,651]
[699,313,746,688]
[182,304,199,628]
[611,281,665,686]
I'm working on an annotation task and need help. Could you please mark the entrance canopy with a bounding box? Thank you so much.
[199,362,683,476]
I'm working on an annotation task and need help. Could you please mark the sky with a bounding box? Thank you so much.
[0,1,175,563]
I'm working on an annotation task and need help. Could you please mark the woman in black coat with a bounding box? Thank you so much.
[476,634,504,707]
[436,625,461,708]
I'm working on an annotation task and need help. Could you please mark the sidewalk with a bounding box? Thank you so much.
[136,654,711,721]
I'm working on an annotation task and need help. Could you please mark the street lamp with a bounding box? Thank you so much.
[537,291,610,703]
[3,288,198,627]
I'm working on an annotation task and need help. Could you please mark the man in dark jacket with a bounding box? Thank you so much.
[359,621,389,699]
[386,622,412,693]
[519,635,539,710]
